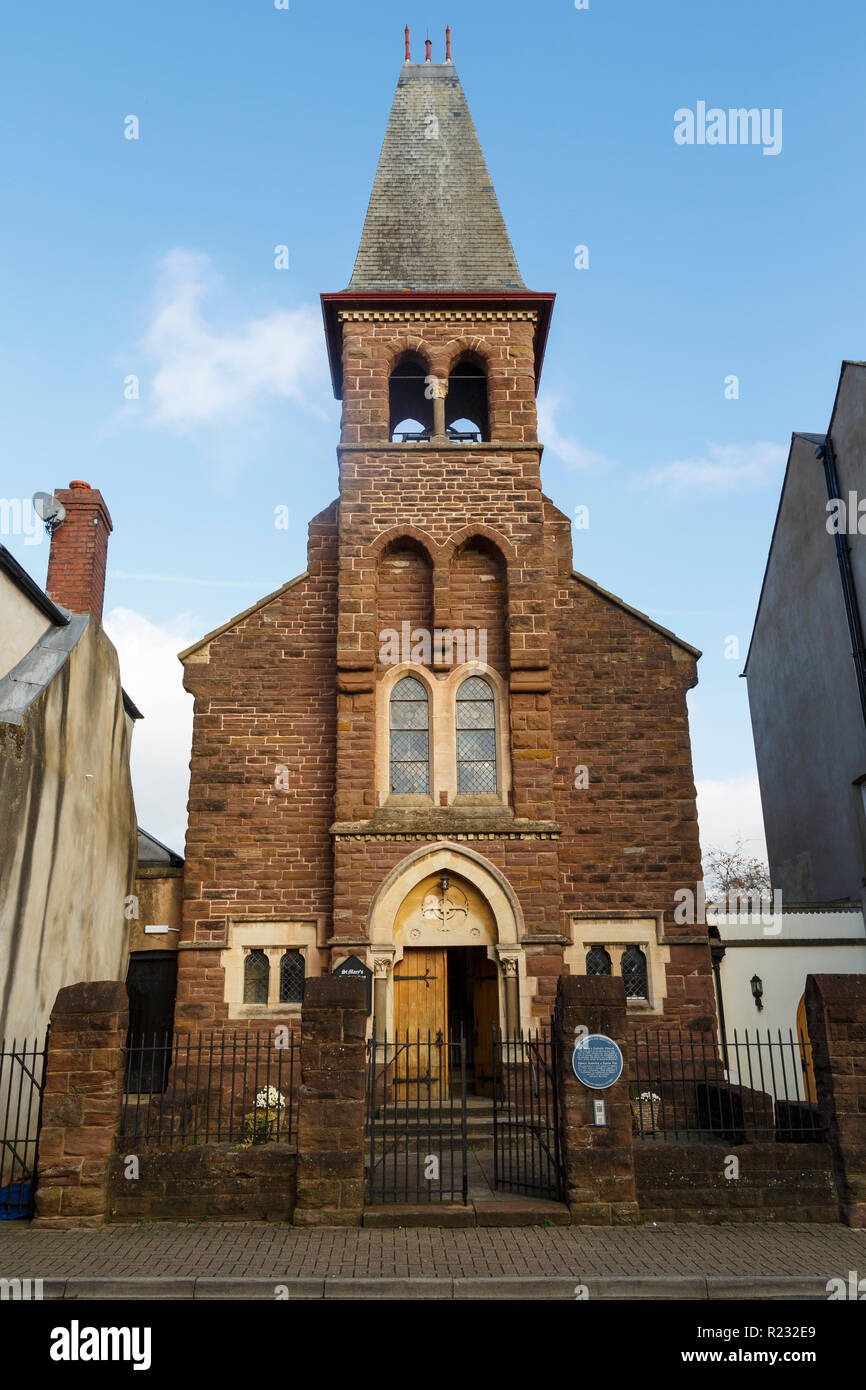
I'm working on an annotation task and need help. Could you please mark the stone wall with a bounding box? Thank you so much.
[293,976,366,1227]
[806,973,866,1225]
[634,1144,838,1223]
[33,982,128,1229]
[107,1145,296,1223]
[176,505,338,1028]
[555,974,639,1225]
[128,865,183,954]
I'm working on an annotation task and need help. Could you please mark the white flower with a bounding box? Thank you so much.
[638,1092,661,1104]
[255,1086,285,1110]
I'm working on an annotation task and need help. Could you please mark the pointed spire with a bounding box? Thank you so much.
[347,59,525,291]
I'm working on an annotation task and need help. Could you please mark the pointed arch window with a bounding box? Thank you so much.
[389,676,430,793]
[279,949,306,1004]
[456,676,497,793]
[243,949,269,1004]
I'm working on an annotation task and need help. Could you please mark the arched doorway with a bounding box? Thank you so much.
[366,844,524,1093]
[391,871,498,1094]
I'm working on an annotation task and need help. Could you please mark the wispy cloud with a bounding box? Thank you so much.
[134,250,329,432]
[538,395,614,471]
[641,441,787,492]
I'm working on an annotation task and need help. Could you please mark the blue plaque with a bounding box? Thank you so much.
[571,1034,623,1089]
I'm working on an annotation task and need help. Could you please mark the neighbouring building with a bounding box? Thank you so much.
[745,360,866,907]
[709,901,866,1098]
[0,484,138,1042]
[175,41,715,1072]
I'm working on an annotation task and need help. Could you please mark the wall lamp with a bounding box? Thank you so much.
[750,974,764,1011]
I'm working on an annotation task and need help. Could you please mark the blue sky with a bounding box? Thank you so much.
[2,0,864,853]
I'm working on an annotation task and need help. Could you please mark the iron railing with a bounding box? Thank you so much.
[122,1031,297,1147]
[0,1035,48,1219]
[492,1024,562,1200]
[366,1030,469,1204]
[630,1029,822,1142]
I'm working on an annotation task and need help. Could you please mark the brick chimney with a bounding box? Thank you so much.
[45,481,113,623]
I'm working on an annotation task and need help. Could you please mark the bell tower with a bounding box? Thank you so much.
[322,32,559,860]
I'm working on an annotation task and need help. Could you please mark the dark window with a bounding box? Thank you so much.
[389,676,430,793]
[585,946,612,976]
[279,950,305,1004]
[446,357,489,441]
[621,945,648,999]
[389,353,434,441]
[243,949,269,1004]
[456,676,496,793]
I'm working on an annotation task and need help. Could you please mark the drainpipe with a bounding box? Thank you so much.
[817,438,866,729]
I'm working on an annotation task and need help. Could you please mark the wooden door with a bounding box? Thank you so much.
[472,952,499,1098]
[393,949,448,1099]
[796,994,816,1100]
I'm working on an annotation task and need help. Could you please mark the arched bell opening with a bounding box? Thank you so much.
[445,355,489,442]
[389,351,434,441]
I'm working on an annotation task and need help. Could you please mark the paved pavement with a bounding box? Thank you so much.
[1,1220,864,1299]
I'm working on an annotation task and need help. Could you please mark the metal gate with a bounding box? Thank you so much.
[0,1034,48,1219]
[365,1030,468,1204]
[492,1024,562,1200]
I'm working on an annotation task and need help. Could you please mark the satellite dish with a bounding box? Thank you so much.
[32,492,66,533]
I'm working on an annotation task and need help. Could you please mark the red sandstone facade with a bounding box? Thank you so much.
[174,58,714,1044]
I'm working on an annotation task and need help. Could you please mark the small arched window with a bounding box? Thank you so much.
[279,950,305,1004]
[446,356,489,442]
[456,676,497,793]
[389,676,430,793]
[586,946,611,977]
[389,353,434,442]
[621,945,648,999]
[244,949,269,1004]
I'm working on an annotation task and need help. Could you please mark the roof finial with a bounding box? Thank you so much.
[425,33,431,62]
[404,25,411,62]
[446,26,451,61]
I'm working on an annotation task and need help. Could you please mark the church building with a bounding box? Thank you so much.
[174,35,714,1070]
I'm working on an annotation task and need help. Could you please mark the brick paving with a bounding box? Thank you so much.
[1,1221,863,1282]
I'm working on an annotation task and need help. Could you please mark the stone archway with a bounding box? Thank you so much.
[366,843,523,1039]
